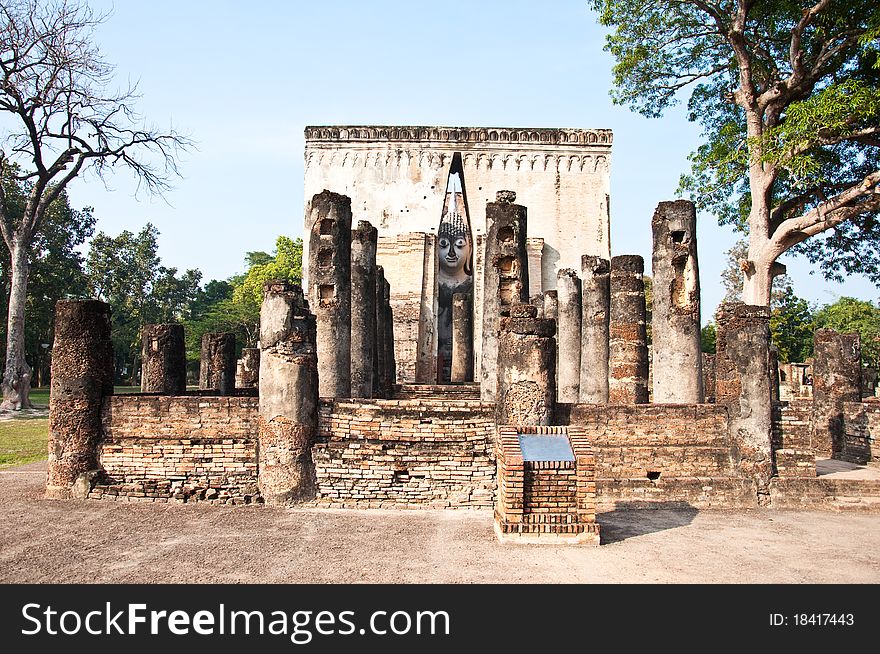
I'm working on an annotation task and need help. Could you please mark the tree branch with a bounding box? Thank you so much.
[770,170,880,255]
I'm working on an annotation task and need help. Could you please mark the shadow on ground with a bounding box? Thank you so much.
[597,502,699,544]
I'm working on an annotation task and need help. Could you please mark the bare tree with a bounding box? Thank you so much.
[0,0,189,409]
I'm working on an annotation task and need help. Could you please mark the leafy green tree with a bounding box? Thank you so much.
[232,237,303,318]
[188,280,235,322]
[592,0,880,306]
[769,286,814,362]
[0,179,95,387]
[0,0,188,408]
[701,322,717,354]
[86,224,200,383]
[814,297,880,367]
[182,237,302,377]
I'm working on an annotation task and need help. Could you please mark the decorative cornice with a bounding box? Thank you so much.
[304,148,610,173]
[304,125,612,147]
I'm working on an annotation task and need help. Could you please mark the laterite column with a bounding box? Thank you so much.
[480,190,529,401]
[350,220,377,398]
[715,302,773,503]
[46,300,114,499]
[258,281,318,504]
[496,304,556,426]
[556,268,582,403]
[141,323,186,394]
[374,265,388,397]
[651,200,703,403]
[307,190,352,398]
[812,329,862,457]
[237,348,260,389]
[579,256,610,403]
[608,255,648,403]
[451,293,474,382]
[199,332,236,395]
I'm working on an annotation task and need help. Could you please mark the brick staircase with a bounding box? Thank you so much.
[770,477,880,511]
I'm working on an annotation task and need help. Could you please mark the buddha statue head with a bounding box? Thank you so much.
[438,214,472,284]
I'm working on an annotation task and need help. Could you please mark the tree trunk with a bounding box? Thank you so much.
[742,256,774,306]
[1,243,34,410]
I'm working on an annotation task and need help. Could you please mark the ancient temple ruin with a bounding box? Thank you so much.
[43,125,880,547]
[303,126,611,385]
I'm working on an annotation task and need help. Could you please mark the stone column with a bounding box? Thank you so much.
[415,231,439,384]
[497,304,556,426]
[307,190,352,398]
[812,329,862,457]
[199,332,236,395]
[140,323,186,394]
[651,200,703,403]
[350,220,377,398]
[556,269,582,403]
[715,302,773,502]
[374,265,388,397]
[473,231,486,384]
[579,256,610,403]
[382,277,396,394]
[526,237,544,296]
[236,348,260,389]
[451,293,474,382]
[480,190,529,401]
[608,255,649,404]
[46,300,114,500]
[258,281,318,504]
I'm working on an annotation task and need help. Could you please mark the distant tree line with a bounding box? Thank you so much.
[699,241,880,367]
[0,212,302,387]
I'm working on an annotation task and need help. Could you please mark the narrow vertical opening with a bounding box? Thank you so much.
[671,256,691,309]
[436,152,474,383]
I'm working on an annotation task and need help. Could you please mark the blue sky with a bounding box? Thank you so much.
[64,0,877,321]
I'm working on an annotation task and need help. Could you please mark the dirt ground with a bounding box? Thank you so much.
[1,461,879,584]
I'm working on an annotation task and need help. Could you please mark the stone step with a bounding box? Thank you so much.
[393,383,481,400]
[770,477,880,510]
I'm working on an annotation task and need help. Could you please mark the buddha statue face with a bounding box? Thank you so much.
[438,218,472,283]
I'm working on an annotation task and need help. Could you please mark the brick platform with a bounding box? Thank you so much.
[842,400,880,466]
[91,395,260,503]
[495,425,600,545]
[312,398,496,508]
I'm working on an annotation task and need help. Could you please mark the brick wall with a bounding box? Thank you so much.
[312,398,496,508]
[524,464,578,512]
[842,399,880,466]
[566,404,759,508]
[81,391,865,511]
[772,399,816,478]
[773,399,812,449]
[91,395,260,503]
[568,404,736,478]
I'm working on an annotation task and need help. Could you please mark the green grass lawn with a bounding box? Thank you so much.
[30,387,50,407]
[0,418,48,468]
[28,385,141,408]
